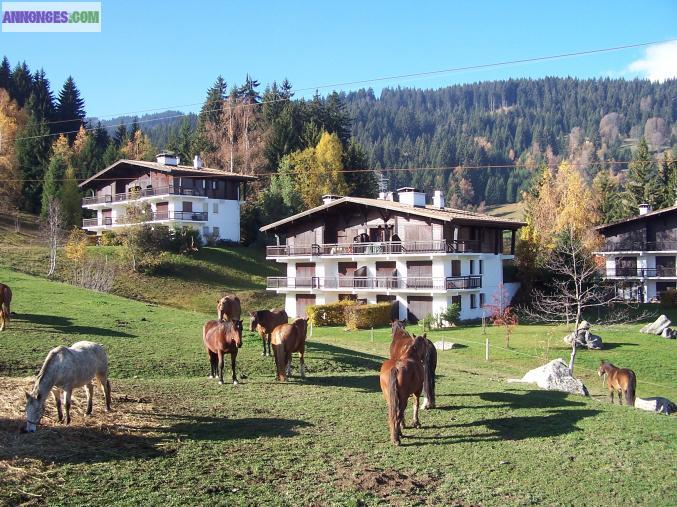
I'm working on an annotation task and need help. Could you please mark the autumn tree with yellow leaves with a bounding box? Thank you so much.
[0,89,26,209]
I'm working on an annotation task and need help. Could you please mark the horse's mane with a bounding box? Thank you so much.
[34,346,66,390]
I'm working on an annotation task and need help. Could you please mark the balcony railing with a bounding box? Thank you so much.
[266,240,484,257]
[599,241,677,252]
[605,267,677,277]
[82,186,207,206]
[266,275,482,290]
[82,211,207,228]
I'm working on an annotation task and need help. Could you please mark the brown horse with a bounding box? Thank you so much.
[598,360,636,406]
[250,308,288,356]
[203,319,243,385]
[0,283,11,332]
[271,318,308,382]
[390,320,437,409]
[217,295,241,322]
[380,334,428,445]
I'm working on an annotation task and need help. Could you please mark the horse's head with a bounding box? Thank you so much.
[249,312,259,332]
[233,320,243,348]
[410,334,428,361]
[598,360,610,376]
[24,391,45,433]
[293,318,309,338]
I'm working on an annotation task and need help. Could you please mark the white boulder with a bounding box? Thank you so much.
[508,358,589,396]
[563,329,603,350]
[640,315,672,335]
[660,328,677,339]
[635,397,676,415]
[434,340,457,351]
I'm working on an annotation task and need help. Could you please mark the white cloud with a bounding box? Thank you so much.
[627,40,677,82]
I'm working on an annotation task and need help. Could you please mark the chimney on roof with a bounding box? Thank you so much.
[397,187,426,207]
[193,155,203,169]
[156,151,178,166]
[432,190,445,209]
[322,194,342,205]
[638,203,652,216]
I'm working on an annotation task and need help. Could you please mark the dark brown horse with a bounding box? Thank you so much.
[598,360,636,406]
[270,318,308,382]
[390,320,437,409]
[380,334,428,445]
[217,295,241,322]
[0,283,12,331]
[250,308,288,356]
[203,319,243,385]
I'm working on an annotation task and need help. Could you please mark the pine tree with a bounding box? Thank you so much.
[624,138,659,214]
[655,153,677,210]
[592,169,623,223]
[200,76,227,125]
[15,113,51,213]
[343,139,377,197]
[55,76,86,143]
[41,155,67,217]
[0,56,11,91]
[113,122,127,148]
[60,166,81,227]
[102,142,120,167]
[29,69,55,121]
[129,117,140,138]
[10,61,32,107]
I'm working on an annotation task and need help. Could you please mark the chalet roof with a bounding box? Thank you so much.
[260,196,526,232]
[595,205,677,232]
[78,159,257,188]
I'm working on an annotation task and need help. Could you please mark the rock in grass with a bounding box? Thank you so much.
[640,314,672,335]
[508,358,589,396]
[660,327,677,339]
[635,397,676,415]
[563,329,603,350]
[434,340,457,351]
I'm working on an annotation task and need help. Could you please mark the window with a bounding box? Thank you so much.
[203,226,210,235]
[451,260,461,277]
[451,295,462,310]
[212,226,220,238]
[470,294,477,309]
[212,180,217,190]
[203,203,209,213]
[479,293,485,308]
[212,203,219,214]
[178,177,182,187]
[202,179,206,189]
[469,260,475,274]
[479,260,484,274]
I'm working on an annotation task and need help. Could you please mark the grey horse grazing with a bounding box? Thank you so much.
[24,341,111,432]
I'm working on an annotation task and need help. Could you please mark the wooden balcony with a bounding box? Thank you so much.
[82,211,207,229]
[598,241,677,252]
[605,267,677,278]
[266,275,482,291]
[82,186,207,206]
[266,240,484,258]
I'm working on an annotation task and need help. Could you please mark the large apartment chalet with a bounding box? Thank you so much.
[596,203,677,302]
[260,188,525,322]
[79,153,256,242]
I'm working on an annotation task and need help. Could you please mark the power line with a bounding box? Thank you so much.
[3,38,674,142]
[5,159,636,183]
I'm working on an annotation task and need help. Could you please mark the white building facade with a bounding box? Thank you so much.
[79,154,256,242]
[596,204,677,302]
[261,191,523,321]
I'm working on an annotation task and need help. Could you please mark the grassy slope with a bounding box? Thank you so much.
[0,210,283,314]
[0,268,675,506]
[484,202,525,221]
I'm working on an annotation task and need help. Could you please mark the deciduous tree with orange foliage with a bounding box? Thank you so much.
[0,89,26,209]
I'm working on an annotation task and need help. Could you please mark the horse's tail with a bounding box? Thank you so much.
[388,366,399,443]
[422,341,437,409]
[626,370,636,406]
[274,339,286,381]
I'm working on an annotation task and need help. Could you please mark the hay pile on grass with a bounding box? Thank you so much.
[0,376,170,504]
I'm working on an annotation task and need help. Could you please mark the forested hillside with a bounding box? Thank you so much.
[344,78,677,206]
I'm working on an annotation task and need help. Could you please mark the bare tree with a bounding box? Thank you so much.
[41,198,65,277]
[522,227,645,374]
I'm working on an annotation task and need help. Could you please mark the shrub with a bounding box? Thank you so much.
[64,227,89,263]
[441,303,461,326]
[99,230,120,246]
[169,226,202,254]
[307,300,356,326]
[660,289,677,308]
[344,302,392,330]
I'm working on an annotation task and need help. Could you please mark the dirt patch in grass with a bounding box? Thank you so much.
[0,376,171,505]
[334,456,441,504]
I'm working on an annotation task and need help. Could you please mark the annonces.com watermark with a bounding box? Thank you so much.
[2,2,101,32]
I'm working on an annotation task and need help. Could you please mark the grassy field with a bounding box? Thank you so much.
[1,267,676,506]
[0,210,283,313]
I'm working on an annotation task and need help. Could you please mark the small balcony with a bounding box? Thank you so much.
[604,267,677,278]
[82,186,207,206]
[266,240,484,258]
[266,275,482,291]
[82,211,207,229]
[598,241,677,252]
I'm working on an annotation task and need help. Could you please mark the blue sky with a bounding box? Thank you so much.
[1,0,676,119]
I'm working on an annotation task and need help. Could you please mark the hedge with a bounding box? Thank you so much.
[306,300,356,326]
[345,302,392,330]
